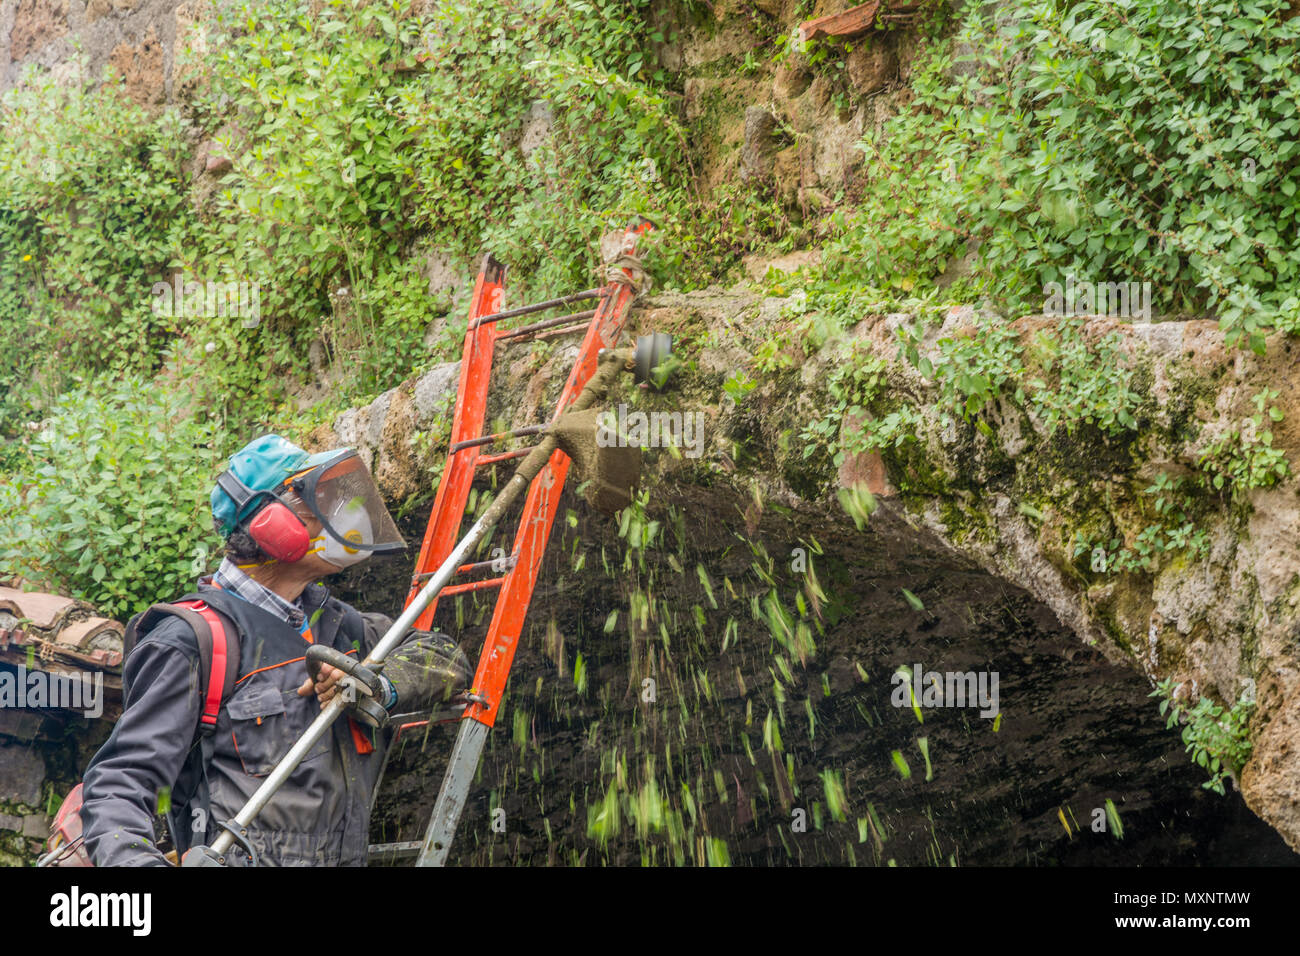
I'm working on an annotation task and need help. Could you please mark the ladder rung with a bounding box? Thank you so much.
[469,288,604,329]
[501,320,593,345]
[368,841,422,861]
[476,446,536,466]
[495,309,597,341]
[441,577,507,596]
[414,554,519,583]
[450,424,546,454]
[458,554,519,575]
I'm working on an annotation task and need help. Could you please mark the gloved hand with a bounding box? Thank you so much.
[300,626,474,723]
[297,645,392,728]
[383,629,474,713]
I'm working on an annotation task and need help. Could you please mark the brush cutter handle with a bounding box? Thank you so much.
[304,644,390,728]
[304,645,384,699]
[181,821,259,867]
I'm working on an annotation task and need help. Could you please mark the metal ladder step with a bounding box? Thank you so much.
[467,288,603,329]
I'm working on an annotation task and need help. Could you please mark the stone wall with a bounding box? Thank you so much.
[312,272,1300,859]
[0,0,210,104]
[658,0,917,218]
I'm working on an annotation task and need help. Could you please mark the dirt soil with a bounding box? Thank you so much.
[334,474,1298,867]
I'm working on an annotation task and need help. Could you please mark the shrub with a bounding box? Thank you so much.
[836,0,1300,352]
[0,378,227,619]
[0,75,197,434]
[1151,678,1254,795]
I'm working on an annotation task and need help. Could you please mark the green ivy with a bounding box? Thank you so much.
[0,378,226,619]
[1023,320,1140,436]
[0,78,197,434]
[1073,472,1211,576]
[832,0,1300,352]
[1151,678,1254,795]
[1197,388,1290,501]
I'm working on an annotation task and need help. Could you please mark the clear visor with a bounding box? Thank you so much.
[289,451,406,555]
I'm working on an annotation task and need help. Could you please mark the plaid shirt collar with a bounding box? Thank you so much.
[211,557,310,631]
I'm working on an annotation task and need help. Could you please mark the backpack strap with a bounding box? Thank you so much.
[173,600,237,735]
[125,601,240,736]
[122,599,241,855]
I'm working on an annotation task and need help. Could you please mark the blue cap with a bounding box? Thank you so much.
[211,434,338,535]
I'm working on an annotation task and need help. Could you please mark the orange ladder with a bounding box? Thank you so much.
[382,218,651,866]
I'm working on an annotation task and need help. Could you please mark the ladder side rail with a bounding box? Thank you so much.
[404,254,505,626]
[462,220,652,727]
[413,219,652,867]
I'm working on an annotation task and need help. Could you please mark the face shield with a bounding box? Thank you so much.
[286,450,406,568]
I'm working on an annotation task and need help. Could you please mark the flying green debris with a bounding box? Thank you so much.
[586,779,620,843]
[894,665,923,724]
[901,588,924,612]
[917,737,933,781]
[890,750,911,779]
[1105,799,1124,840]
[1017,502,1044,521]
[763,710,783,754]
[837,483,877,530]
[705,837,731,867]
[868,803,887,843]
[696,564,717,609]
[721,616,738,652]
[820,769,848,822]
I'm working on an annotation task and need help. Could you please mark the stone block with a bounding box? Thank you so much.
[0,741,43,807]
[413,362,460,426]
[10,0,68,62]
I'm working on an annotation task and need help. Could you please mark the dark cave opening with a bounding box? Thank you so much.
[333,477,1297,866]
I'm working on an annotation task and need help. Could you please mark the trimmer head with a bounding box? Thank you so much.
[634,333,674,390]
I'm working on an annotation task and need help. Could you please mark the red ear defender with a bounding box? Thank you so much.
[246,501,311,563]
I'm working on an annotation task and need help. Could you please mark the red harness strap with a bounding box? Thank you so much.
[174,600,229,732]
[349,721,374,755]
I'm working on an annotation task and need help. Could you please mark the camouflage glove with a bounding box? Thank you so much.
[356,613,472,716]
[381,629,473,714]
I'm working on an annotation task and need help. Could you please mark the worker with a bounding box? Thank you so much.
[80,434,471,866]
